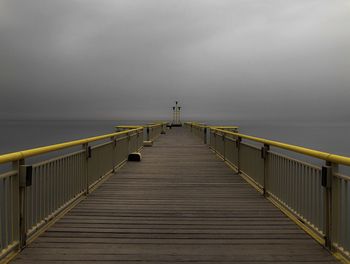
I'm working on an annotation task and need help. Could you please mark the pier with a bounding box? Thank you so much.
[1,123,350,263]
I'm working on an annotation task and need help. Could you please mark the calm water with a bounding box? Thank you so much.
[0,119,349,168]
[0,120,147,155]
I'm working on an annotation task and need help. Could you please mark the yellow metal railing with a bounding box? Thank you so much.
[186,122,350,166]
[0,122,166,262]
[213,127,350,167]
[185,121,350,262]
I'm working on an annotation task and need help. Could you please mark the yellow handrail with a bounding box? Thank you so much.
[188,122,238,130]
[146,122,167,128]
[0,127,143,164]
[211,126,239,131]
[115,122,167,130]
[115,125,144,128]
[187,122,206,128]
[211,127,350,166]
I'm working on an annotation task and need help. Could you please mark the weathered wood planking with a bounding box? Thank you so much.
[12,128,338,263]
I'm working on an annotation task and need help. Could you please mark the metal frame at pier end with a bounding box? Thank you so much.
[116,123,167,146]
[171,101,182,127]
[0,123,166,263]
[185,122,350,263]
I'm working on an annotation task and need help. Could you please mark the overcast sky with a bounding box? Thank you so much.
[0,0,349,121]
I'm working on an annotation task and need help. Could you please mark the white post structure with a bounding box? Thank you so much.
[171,101,182,127]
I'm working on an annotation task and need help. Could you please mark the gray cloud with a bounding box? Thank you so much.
[0,0,349,121]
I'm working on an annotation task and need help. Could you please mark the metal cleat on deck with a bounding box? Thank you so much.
[143,140,153,147]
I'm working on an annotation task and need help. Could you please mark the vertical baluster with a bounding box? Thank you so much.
[313,169,317,228]
[53,160,57,212]
[223,134,226,161]
[71,154,75,196]
[0,178,4,251]
[65,157,69,202]
[287,159,291,209]
[4,177,9,249]
[57,161,61,207]
[47,163,51,217]
[345,181,350,251]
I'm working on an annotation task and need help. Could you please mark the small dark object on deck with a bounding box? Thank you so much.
[127,152,142,161]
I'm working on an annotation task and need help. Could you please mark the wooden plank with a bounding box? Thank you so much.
[11,127,338,263]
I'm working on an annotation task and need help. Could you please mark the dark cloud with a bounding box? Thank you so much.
[0,0,349,120]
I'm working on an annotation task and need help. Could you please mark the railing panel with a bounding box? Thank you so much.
[147,124,163,142]
[129,133,136,153]
[115,136,128,167]
[333,174,350,254]
[210,131,215,149]
[215,133,225,158]
[240,143,264,187]
[89,142,114,185]
[193,126,203,139]
[0,171,19,257]
[224,137,238,168]
[268,152,324,234]
[130,132,141,152]
[26,151,86,238]
[138,131,143,149]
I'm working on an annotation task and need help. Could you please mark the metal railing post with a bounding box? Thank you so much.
[17,159,28,249]
[138,129,142,149]
[223,133,226,161]
[83,143,91,195]
[127,132,131,154]
[236,137,242,174]
[111,136,116,173]
[261,144,270,196]
[214,132,217,153]
[322,162,333,249]
[146,127,150,141]
[204,127,207,144]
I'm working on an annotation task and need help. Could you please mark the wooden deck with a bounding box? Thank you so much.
[12,127,338,263]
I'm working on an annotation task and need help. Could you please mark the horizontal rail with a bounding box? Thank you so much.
[115,125,143,129]
[146,122,168,128]
[211,126,239,130]
[184,122,238,130]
